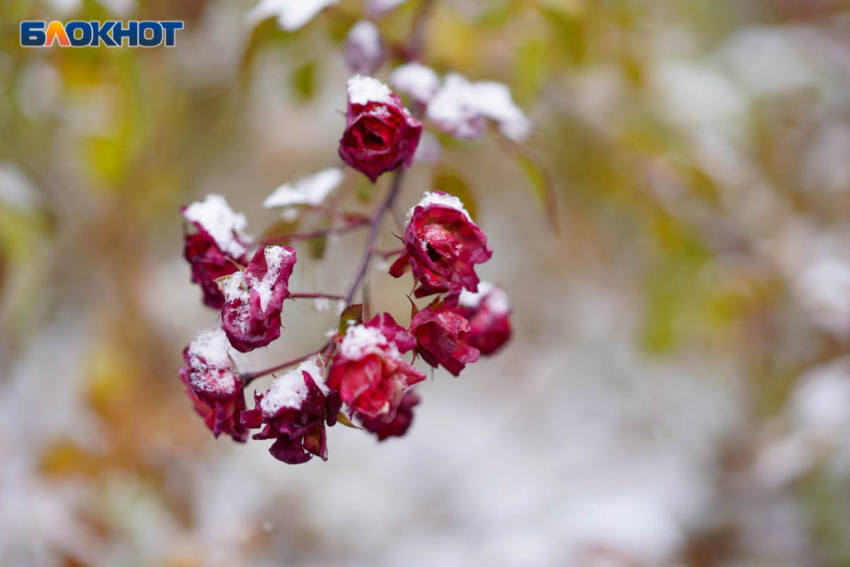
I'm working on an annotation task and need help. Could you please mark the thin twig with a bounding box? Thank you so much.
[344,169,406,306]
[290,292,347,301]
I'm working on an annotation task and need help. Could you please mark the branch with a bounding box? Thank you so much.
[344,168,406,306]
[240,344,329,385]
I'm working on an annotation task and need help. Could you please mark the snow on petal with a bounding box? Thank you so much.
[183,194,250,258]
[263,168,344,209]
[346,74,395,106]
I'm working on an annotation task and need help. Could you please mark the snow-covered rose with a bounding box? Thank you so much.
[181,195,250,309]
[221,245,297,353]
[327,313,425,419]
[179,327,249,442]
[454,283,512,355]
[390,191,492,297]
[241,361,342,464]
[338,75,422,183]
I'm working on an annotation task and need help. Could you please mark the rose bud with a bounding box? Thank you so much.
[344,20,385,75]
[389,191,492,298]
[454,282,512,355]
[220,245,297,353]
[241,361,342,465]
[179,327,249,442]
[338,75,422,183]
[327,313,426,420]
[181,194,250,309]
[360,390,419,441]
[409,301,480,376]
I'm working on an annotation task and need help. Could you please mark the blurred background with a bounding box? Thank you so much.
[3,0,850,565]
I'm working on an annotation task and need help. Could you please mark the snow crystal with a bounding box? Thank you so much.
[407,191,472,223]
[255,246,292,312]
[247,0,339,32]
[186,327,237,394]
[313,298,331,312]
[458,282,508,314]
[183,194,249,258]
[347,75,394,106]
[339,325,397,360]
[390,63,440,104]
[427,73,532,142]
[262,168,344,209]
[260,360,325,415]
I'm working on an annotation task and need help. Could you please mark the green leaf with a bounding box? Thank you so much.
[290,60,318,102]
[516,153,559,232]
[308,234,327,259]
[338,304,363,335]
[433,171,478,221]
[336,412,362,429]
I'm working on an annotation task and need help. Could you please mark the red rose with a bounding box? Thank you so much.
[221,245,297,353]
[360,390,420,441]
[390,191,492,298]
[241,361,342,465]
[179,327,249,442]
[454,283,512,355]
[327,313,426,420]
[409,301,480,376]
[181,195,250,309]
[338,75,422,183]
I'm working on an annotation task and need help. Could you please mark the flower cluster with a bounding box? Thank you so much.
[177,5,529,463]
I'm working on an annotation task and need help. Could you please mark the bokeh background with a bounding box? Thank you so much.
[3,0,850,565]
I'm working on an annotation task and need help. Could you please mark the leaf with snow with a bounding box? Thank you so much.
[390,63,441,105]
[247,0,339,32]
[426,73,532,142]
[262,168,344,211]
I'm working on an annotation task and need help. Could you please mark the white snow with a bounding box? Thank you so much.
[186,327,238,395]
[795,255,850,339]
[426,73,532,142]
[221,246,293,332]
[407,191,471,222]
[339,325,398,360]
[313,298,331,312]
[259,360,326,415]
[458,282,510,314]
[255,246,292,312]
[183,194,249,258]
[262,168,343,209]
[246,0,339,32]
[345,20,383,74]
[0,162,41,212]
[390,63,441,104]
[347,75,395,106]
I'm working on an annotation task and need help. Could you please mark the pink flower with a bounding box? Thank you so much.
[241,361,342,465]
[360,390,419,441]
[390,192,492,298]
[181,195,250,309]
[179,327,249,442]
[327,313,426,420]
[454,283,512,355]
[220,245,297,353]
[409,301,479,376]
[338,75,422,183]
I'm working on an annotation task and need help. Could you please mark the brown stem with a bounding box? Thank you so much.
[344,168,406,306]
[290,292,346,301]
[408,0,436,60]
[258,218,369,246]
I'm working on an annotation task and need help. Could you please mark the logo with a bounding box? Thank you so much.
[21,21,183,48]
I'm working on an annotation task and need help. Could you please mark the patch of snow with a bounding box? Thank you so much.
[458,282,510,314]
[246,0,339,32]
[339,325,398,360]
[262,168,344,209]
[260,360,326,415]
[390,63,440,104]
[347,74,395,106]
[407,191,471,222]
[183,194,249,258]
[186,328,238,395]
